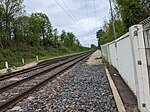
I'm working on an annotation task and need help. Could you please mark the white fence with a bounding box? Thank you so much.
[101,24,150,112]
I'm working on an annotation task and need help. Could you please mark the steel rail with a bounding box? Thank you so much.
[0,52,92,112]
[0,53,88,93]
[0,51,89,81]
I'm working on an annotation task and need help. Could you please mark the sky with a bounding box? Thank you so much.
[24,0,110,47]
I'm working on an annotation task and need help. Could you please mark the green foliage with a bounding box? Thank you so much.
[143,0,150,11]
[105,20,126,41]
[0,0,83,49]
[96,29,107,47]
[0,45,89,69]
[0,0,88,69]
[102,57,106,64]
[96,0,150,47]
[90,44,97,50]
[96,19,126,46]
[115,0,150,28]
[0,0,24,47]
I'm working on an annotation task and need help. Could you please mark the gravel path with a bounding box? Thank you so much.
[0,62,37,76]
[86,50,101,65]
[7,50,117,112]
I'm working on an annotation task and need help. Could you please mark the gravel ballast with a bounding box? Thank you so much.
[7,50,118,112]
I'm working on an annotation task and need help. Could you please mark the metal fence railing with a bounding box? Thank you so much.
[141,16,150,84]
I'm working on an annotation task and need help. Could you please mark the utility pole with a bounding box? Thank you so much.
[109,0,118,69]
[108,0,117,47]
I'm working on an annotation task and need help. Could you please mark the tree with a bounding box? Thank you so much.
[96,29,107,47]
[60,30,66,44]
[13,16,30,45]
[0,6,4,47]
[96,19,126,47]
[52,28,59,48]
[63,32,74,47]
[142,0,150,11]
[0,0,24,47]
[30,13,53,46]
[0,6,3,24]
[115,0,150,28]
[76,39,81,46]
[91,44,97,49]
[0,0,87,65]
[96,0,149,47]
[106,20,126,41]
[60,31,81,49]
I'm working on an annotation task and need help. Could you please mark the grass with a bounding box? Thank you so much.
[102,57,107,64]
[101,56,109,67]
[95,57,102,60]
[0,47,89,69]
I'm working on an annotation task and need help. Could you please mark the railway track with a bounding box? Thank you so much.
[0,51,92,112]
[0,52,88,91]
[0,51,89,81]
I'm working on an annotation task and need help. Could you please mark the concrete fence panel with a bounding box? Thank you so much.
[103,32,136,95]
[101,24,150,112]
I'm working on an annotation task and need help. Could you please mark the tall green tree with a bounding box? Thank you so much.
[30,13,53,46]
[0,0,24,47]
[96,29,106,47]
[142,0,150,11]
[96,0,150,47]
[60,31,81,49]
[13,16,30,45]
[115,0,150,28]
[60,30,66,44]
[52,28,59,48]
[96,19,126,47]
[76,39,81,46]
[0,6,4,48]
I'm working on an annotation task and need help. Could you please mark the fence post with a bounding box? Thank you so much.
[36,56,39,62]
[22,58,25,65]
[5,61,9,69]
[5,61,11,73]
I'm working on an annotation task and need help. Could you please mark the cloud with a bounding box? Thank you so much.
[24,0,110,47]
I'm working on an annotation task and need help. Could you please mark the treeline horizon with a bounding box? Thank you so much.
[96,0,150,47]
[0,0,88,64]
[0,0,82,48]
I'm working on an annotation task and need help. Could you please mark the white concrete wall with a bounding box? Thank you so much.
[101,44,110,63]
[101,44,109,61]
[109,42,118,69]
[117,34,136,94]
[102,33,136,94]
[101,25,150,112]
[130,25,150,111]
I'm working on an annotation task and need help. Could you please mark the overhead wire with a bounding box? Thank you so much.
[25,5,62,31]
[85,0,92,33]
[61,0,78,22]
[93,0,98,27]
[54,0,76,23]
[26,6,37,13]
[54,0,86,32]
[24,6,37,17]
[61,0,87,32]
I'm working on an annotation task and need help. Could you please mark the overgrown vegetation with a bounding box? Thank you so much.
[96,0,150,48]
[0,0,89,68]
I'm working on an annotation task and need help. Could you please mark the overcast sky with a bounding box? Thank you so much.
[24,0,110,47]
